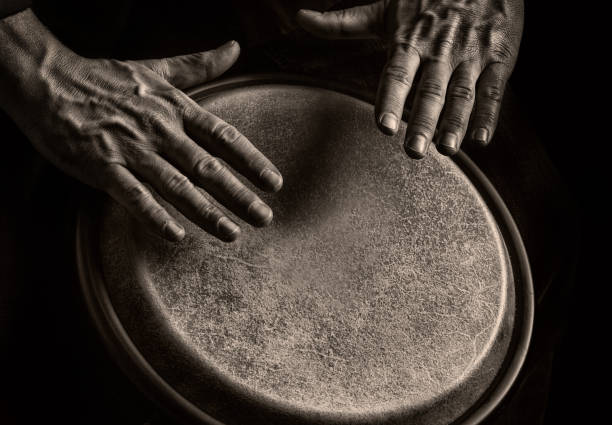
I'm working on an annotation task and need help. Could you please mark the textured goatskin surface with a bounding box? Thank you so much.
[99,84,514,424]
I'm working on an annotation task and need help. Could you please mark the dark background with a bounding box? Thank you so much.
[513,2,597,423]
[0,1,598,424]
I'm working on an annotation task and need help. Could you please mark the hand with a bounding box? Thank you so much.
[297,0,523,158]
[1,10,283,243]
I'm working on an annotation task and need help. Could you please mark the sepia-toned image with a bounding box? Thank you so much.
[0,1,595,424]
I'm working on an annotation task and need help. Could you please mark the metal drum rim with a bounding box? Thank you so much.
[76,73,534,425]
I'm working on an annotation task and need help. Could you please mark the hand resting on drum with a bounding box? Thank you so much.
[0,9,283,243]
[297,0,523,158]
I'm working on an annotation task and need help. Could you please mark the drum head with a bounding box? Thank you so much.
[77,75,533,425]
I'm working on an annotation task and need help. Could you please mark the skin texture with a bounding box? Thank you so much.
[0,3,523,242]
[296,0,524,158]
[0,9,283,242]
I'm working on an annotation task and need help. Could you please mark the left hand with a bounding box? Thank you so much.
[297,0,524,158]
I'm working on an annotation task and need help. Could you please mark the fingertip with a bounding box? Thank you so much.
[297,9,319,20]
[377,112,400,136]
[217,216,241,242]
[163,220,185,242]
[248,201,274,227]
[405,147,426,159]
[436,132,459,156]
[259,168,283,192]
[404,134,428,159]
[220,40,241,62]
[296,9,323,31]
[219,39,239,50]
[213,41,240,67]
[470,127,490,146]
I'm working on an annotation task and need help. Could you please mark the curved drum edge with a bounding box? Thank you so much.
[76,205,225,425]
[448,152,534,425]
[76,74,534,425]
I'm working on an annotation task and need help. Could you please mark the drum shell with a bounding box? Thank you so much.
[77,75,534,425]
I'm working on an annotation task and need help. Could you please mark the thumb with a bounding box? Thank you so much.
[137,40,240,89]
[296,2,384,39]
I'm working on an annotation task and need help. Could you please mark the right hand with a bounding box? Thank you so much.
[9,36,283,242]
[297,0,523,158]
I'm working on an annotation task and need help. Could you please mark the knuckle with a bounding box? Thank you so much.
[125,184,151,210]
[168,88,187,106]
[194,156,224,177]
[335,9,357,36]
[215,123,243,145]
[182,52,204,68]
[410,114,437,133]
[149,59,171,81]
[480,83,504,103]
[491,41,515,61]
[384,65,414,89]
[434,39,453,56]
[418,77,445,102]
[195,201,218,221]
[233,186,254,204]
[148,206,168,223]
[335,10,347,29]
[202,59,215,80]
[395,42,420,56]
[475,110,498,126]
[442,113,466,129]
[165,172,192,194]
[420,9,437,21]
[448,82,474,101]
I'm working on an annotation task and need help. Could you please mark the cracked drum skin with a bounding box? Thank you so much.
[98,84,515,425]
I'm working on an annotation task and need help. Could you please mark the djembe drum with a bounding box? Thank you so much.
[77,75,533,425]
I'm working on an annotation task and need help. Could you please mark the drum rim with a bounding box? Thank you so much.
[76,73,534,425]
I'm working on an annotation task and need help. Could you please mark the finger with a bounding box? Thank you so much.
[404,59,453,159]
[104,164,185,242]
[435,62,479,155]
[132,154,242,242]
[137,40,240,89]
[183,104,283,193]
[468,62,509,146]
[296,2,384,39]
[157,133,274,228]
[375,44,421,135]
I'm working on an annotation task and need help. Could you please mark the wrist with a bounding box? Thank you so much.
[0,0,31,20]
[0,8,77,122]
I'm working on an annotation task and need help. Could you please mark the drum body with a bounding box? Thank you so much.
[77,75,533,425]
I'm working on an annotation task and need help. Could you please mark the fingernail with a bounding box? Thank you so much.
[298,9,318,17]
[248,200,273,227]
[437,132,458,155]
[217,217,240,241]
[260,168,283,192]
[222,40,237,48]
[379,112,399,135]
[405,134,428,159]
[164,221,185,242]
[472,127,489,145]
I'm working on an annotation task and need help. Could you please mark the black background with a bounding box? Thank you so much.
[511,2,597,422]
[0,1,600,424]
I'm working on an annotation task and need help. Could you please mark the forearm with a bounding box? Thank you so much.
[0,0,31,19]
[0,8,74,123]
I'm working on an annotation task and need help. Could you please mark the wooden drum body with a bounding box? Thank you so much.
[77,76,533,425]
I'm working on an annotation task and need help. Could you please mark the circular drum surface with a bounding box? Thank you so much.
[78,76,533,425]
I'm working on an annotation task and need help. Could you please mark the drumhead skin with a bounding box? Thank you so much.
[77,75,533,425]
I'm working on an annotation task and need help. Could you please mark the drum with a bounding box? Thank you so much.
[77,75,533,425]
